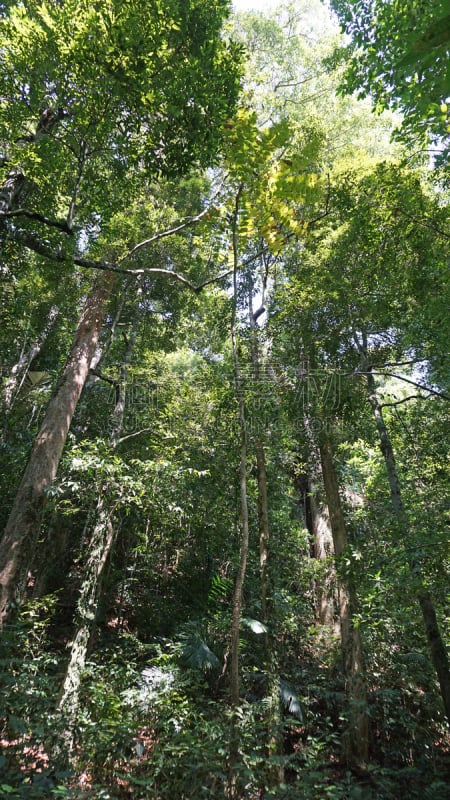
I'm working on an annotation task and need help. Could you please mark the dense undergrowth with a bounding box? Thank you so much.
[1,596,448,800]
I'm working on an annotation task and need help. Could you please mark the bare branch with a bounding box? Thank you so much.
[376,359,429,368]
[89,368,119,386]
[274,75,317,91]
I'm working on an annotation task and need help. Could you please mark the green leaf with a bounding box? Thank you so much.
[241,617,268,634]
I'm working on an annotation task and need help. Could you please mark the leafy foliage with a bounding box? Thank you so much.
[0,2,449,799]
[330,0,450,160]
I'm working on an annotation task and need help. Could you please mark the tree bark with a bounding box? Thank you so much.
[57,499,116,738]
[294,464,336,627]
[0,271,115,627]
[319,433,369,764]
[0,108,66,236]
[310,490,336,627]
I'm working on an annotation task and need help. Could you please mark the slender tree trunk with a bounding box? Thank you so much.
[57,500,117,735]
[1,304,60,426]
[359,339,450,726]
[248,293,284,788]
[229,392,249,710]
[229,189,248,708]
[256,445,271,643]
[319,433,369,764]
[31,511,74,599]
[228,190,251,798]
[0,271,115,627]
[57,288,140,755]
[256,442,285,787]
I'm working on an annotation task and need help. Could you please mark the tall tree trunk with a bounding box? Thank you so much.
[228,190,250,798]
[229,190,249,710]
[358,337,450,725]
[32,281,130,600]
[319,433,369,764]
[0,271,115,627]
[57,287,140,756]
[255,441,285,788]
[248,292,284,788]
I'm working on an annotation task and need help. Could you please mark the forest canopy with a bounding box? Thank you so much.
[0,1,449,799]
[330,0,450,161]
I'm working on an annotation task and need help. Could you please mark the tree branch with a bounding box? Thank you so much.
[394,207,450,240]
[118,204,216,264]
[89,368,119,386]
[357,370,450,401]
[0,208,74,234]
[117,428,175,445]
[11,228,234,293]
[380,393,431,408]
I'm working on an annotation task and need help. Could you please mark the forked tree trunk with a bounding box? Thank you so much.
[319,433,369,764]
[0,271,115,627]
[360,341,450,726]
